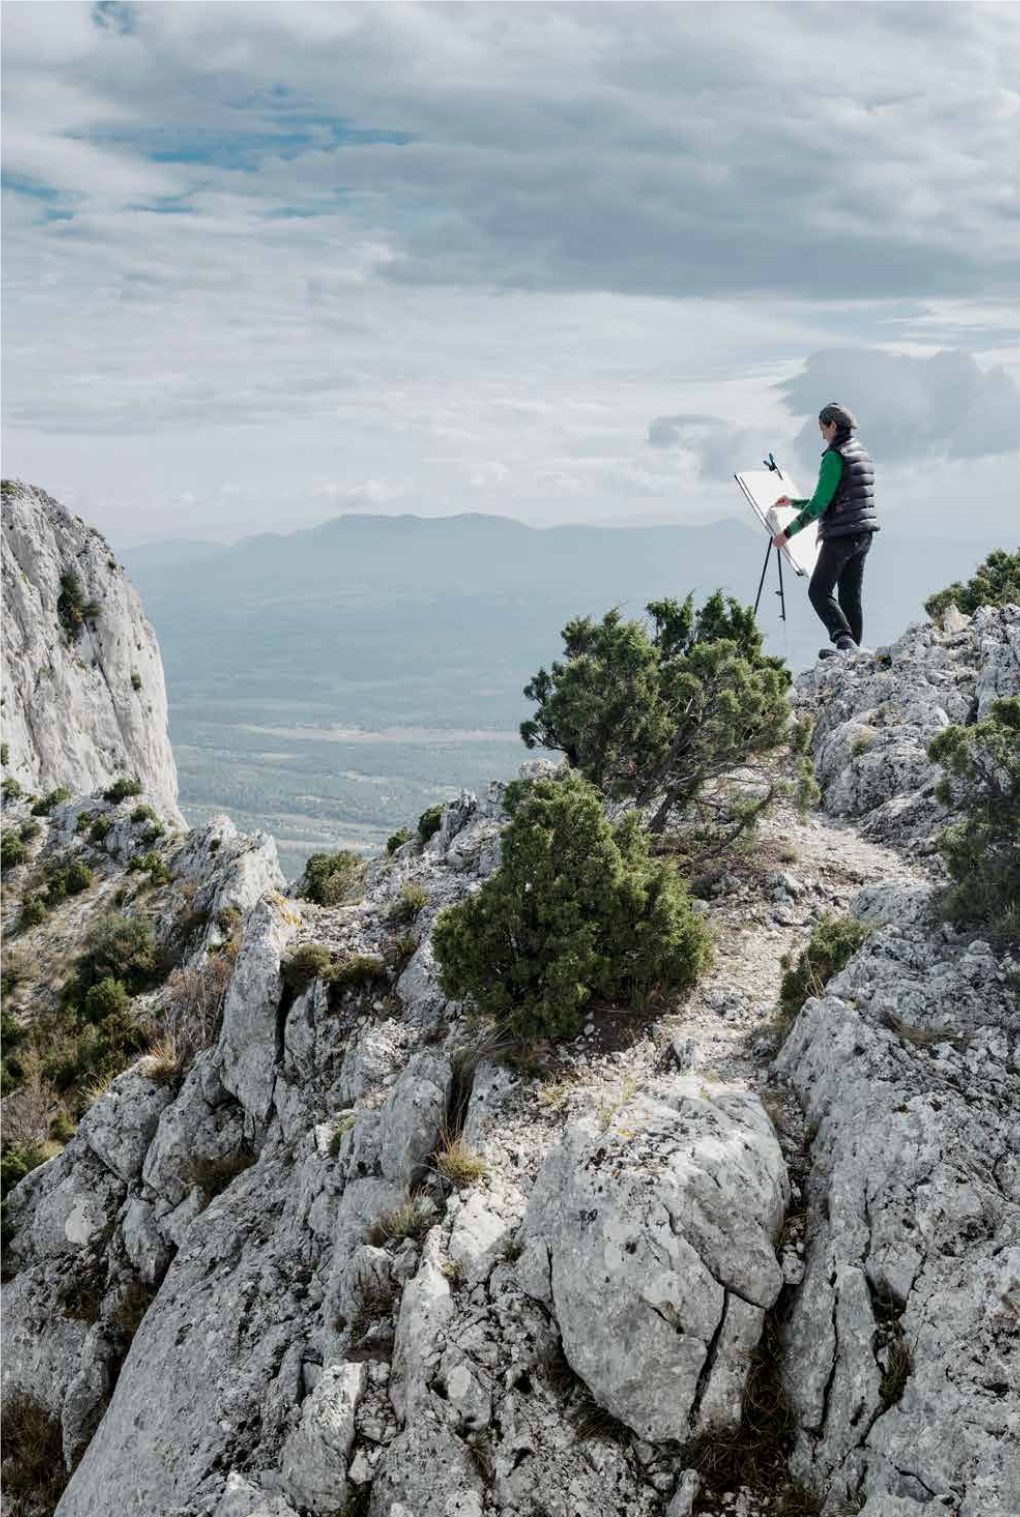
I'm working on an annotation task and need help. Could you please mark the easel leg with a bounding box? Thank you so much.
[776,548,786,622]
[754,543,772,616]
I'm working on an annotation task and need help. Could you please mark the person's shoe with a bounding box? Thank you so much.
[818,647,838,659]
[834,635,859,654]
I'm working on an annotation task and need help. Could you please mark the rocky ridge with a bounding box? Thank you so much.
[1,480,181,822]
[1,492,1017,1517]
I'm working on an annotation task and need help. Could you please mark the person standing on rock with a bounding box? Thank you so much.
[771,402,878,658]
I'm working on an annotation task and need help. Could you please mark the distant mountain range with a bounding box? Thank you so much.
[117,511,1004,872]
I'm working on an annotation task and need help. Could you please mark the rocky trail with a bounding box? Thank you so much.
[1,484,1017,1517]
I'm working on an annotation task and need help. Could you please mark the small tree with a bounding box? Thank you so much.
[300,850,366,906]
[432,772,713,1042]
[924,548,1020,624]
[57,570,100,640]
[521,592,793,848]
[928,696,1020,942]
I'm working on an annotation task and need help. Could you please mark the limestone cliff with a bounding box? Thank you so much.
[1,488,1017,1517]
[1,480,181,823]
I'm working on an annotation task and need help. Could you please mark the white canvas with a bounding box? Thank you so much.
[735,468,820,580]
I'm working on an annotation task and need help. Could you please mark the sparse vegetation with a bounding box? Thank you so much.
[329,1114,356,1157]
[130,804,159,824]
[151,957,232,1071]
[19,819,41,844]
[130,671,142,691]
[776,913,870,1043]
[2,776,24,800]
[366,1192,439,1247]
[300,849,367,906]
[281,942,334,994]
[30,786,70,817]
[17,894,48,931]
[850,730,875,758]
[388,882,429,923]
[928,696,1020,943]
[89,814,114,843]
[1,831,27,872]
[0,1141,48,1200]
[433,771,713,1043]
[387,827,414,854]
[331,954,388,993]
[57,568,101,639]
[127,849,170,886]
[0,742,8,766]
[433,1126,489,1189]
[0,1391,73,1513]
[103,776,143,803]
[417,804,444,843]
[924,547,1020,624]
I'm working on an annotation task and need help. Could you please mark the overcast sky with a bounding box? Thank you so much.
[2,1,1018,547]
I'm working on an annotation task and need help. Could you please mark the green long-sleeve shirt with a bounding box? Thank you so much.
[785,451,843,538]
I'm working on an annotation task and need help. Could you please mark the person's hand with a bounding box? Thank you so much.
[772,530,788,548]
[774,495,792,508]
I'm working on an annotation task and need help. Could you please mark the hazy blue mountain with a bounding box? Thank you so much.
[117,512,1003,876]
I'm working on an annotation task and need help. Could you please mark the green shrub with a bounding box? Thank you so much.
[127,850,170,886]
[332,954,388,992]
[18,894,48,930]
[520,591,792,847]
[103,776,143,803]
[140,823,165,846]
[1,832,26,872]
[130,804,159,824]
[1,1004,25,1093]
[387,827,414,854]
[389,883,429,924]
[30,786,70,816]
[0,742,8,766]
[1,776,23,800]
[90,814,114,843]
[44,1005,147,1102]
[75,810,94,833]
[928,695,1020,942]
[778,913,870,1036]
[281,943,334,994]
[392,932,418,965]
[82,977,131,1025]
[130,671,142,691]
[0,1142,48,1200]
[417,805,444,844]
[18,819,41,844]
[64,860,94,895]
[57,569,101,639]
[74,912,158,996]
[301,850,366,906]
[433,771,713,1042]
[924,548,1020,623]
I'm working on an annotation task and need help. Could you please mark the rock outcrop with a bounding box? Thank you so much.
[2,484,1017,1517]
[1,479,182,822]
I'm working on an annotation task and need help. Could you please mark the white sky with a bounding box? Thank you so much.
[2,1,1019,546]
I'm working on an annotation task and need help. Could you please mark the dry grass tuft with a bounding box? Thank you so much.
[141,1034,185,1085]
[884,1012,969,1052]
[433,1126,488,1189]
[365,1192,439,1248]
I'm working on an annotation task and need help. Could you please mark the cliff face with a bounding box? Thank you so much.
[1,480,181,823]
[1,487,1017,1517]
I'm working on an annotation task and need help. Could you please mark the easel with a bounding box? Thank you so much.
[752,452,787,622]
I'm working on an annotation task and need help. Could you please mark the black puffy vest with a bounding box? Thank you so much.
[819,436,878,540]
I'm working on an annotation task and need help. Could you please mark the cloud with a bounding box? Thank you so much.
[647,414,759,481]
[3,3,1020,298]
[778,348,1020,466]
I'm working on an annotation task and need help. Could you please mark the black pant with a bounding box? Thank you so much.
[808,531,873,646]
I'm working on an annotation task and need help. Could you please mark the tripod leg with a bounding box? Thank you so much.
[776,546,787,622]
[754,543,772,616]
